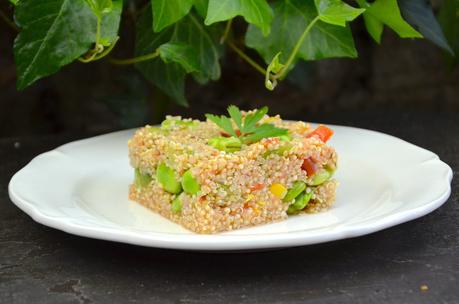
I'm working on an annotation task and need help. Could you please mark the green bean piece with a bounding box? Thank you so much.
[171,196,182,213]
[287,190,313,214]
[283,181,306,202]
[208,136,242,152]
[181,170,201,194]
[310,169,332,186]
[134,168,152,188]
[278,133,292,141]
[156,163,182,194]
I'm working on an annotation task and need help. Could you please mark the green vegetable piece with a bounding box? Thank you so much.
[161,118,197,130]
[279,133,292,141]
[310,169,332,186]
[283,181,306,202]
[287,190,313,214]
[146,126,162,134]
[134,168,152,188]
[263,143,293,158]
[181,170,201,194]
[208,136,242,152]
[171,196,183,213]
[156,163,182,194]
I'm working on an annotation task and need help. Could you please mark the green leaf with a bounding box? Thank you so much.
[241,106,268,133]
[356,0,384,43]
[205,0,273,36]
[151,0,193,32]
[85,0,112,18]
[14,0,96,89]
[314,0,365,27]
[360,0,422,41]
[246,0,357,64]
[227,105,243,129]
[135,6,222,105]
[242,123,288,143]
[193,0,208,18]
[135,8,187,106]
[9,0,19,5]
[439,0,459,62]
[205,114,236,136]
[399,0,453,54]
[265,52,284,90]
[158,42,200,73]
[100,0,122,45]
[170,14,222,83]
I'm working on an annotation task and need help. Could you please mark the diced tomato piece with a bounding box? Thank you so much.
[250,183,265,191]
[307,125,334,142]
[301,157,318,177]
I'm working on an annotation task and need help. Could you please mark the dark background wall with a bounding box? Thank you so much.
[1,2,458,137]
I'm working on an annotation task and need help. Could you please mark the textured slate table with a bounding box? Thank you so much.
[1,111,458,303]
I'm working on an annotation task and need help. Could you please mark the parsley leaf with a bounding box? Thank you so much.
[206,105,288,145]
[227,105,243,129]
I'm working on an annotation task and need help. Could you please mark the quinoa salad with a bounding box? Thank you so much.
[128,106,338,234]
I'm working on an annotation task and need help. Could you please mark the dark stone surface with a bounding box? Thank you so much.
[0,111,458,303]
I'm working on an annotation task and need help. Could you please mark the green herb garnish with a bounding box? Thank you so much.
[205,105,288,145]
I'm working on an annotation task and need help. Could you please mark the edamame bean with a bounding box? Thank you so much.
[287,190,313,214]
[171,196,182,213]
[283,181,306,202]
[208,136,242,152]
[310,169,332,186]
[134,168,152,188]
[181,170,201,194]
[156,163,182,194]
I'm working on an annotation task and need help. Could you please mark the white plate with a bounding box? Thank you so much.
[8,125,452,251]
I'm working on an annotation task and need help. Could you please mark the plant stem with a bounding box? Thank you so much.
[91,36,120,61]
[108,50,160,65]
[0,9,18,32]
[228,41,267,76]
[274,15,320,80]
[220,19,233,44]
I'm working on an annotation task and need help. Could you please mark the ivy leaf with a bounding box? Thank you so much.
[85,0,112,18]
[205,0,273,36]
[100,0,122,45]
[14,0,96,90]
[246,0,357,65]
[9,0,19,5]
[265,52,284,90]
[135,8,187,106]
[151,0,193,32]
[356,0,384,43]
[315,0,365,27]
[158,42,200,73]
[135,6,221,105]
[439,0,459,62]
[358,0,422,43]
[170,14,222,83]
[193,0,208,18]
[398,0,453,54]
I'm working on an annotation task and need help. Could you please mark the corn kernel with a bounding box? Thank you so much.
[270,183,287,199]
[245,194,255,202]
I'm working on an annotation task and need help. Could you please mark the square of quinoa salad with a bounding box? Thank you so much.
[128,106,338,234]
